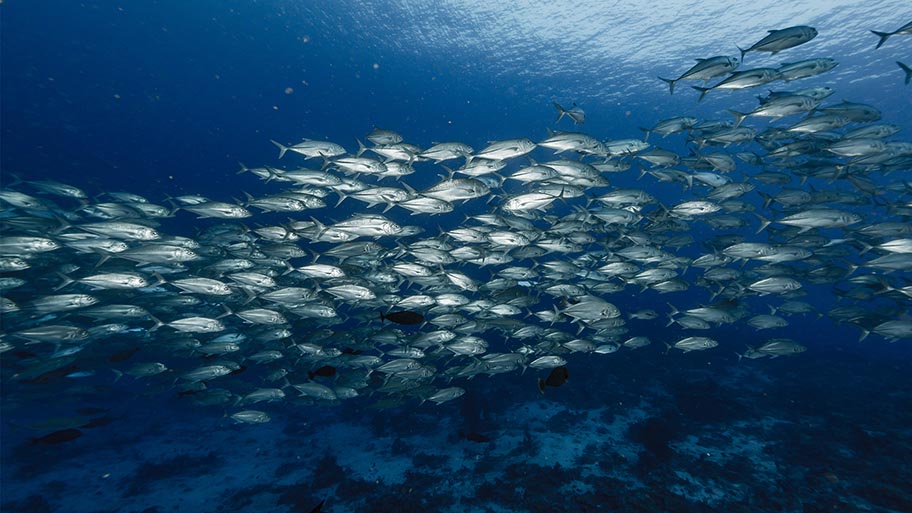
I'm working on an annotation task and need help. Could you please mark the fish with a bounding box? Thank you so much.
[270,139,346,159]
[552,102,586,124]
[739,25,818,61]
[871,21,912,49]
[777,58,838,81]
[380,310,425,325]
[462,432,491,443]
[31,428,83,445]
[366,127,403,145]
[538,366,569,393]
[692,68,783,102]
[3,24,912,424]
[307,499,327,513]
[230,410,271,424]
[659,56,739,94]
[425,386,466,404]
[668,336,719,353]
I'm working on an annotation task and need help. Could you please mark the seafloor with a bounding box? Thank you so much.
[2,339,910,513]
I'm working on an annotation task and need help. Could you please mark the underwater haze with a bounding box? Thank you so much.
[2,1,912,512]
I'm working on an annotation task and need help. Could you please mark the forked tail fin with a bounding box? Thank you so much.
[270,140,288,159]
[872,30,892,49]
[552,102,567,123]
[897,61,912,85]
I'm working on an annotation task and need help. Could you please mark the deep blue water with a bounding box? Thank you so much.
[3,2,912,512]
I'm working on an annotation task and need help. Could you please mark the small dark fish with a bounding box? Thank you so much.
[76,407,106,415]
[462,431,491,443]
[538,366,569,393]
[31,428,82,445]
[308,365,337,379]
[81,416,116,429]
[107,346,139,363]
[31,365,80,384]
[380,310,424,325]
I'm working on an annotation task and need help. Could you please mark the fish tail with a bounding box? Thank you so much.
[726,109,748,128]
[270,139,288,159]
[379,311,385,324]
[54,271,74,291]
[552,101,566,123]
[897,61,912,85]
[356,138,367,157]
[334,191,348,208]
[538,378,546,394]
[753,212,771,234]
[872,30,892,49]
[737,45,747,63]
[691,85,711,102]
[658,77,676,95]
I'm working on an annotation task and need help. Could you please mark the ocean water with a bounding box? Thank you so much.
[2,1,912,512]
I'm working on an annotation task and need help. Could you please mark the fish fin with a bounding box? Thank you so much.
[552,101,566,123]
[94,251,111,268]
[752,212,771,233]
[307,499,326,513]
[658,76,676,95]
[150,272,167,287]
[356,138,367,157]
[737,45,747,63]
[241,191,254,206]
[897,61,912,85]
[538,379,546,394]
[726,109,748,128]
[691,85,711,102]
[872,30,892,49]
[54,272,75,291]
[269,139,288,159]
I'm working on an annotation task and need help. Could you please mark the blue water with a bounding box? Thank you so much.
[2,1,912,512]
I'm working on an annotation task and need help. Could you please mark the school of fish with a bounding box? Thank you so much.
[1,24,911,421]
